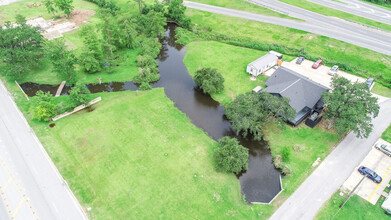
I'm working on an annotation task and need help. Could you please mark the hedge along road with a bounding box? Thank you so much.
[184,1,391,56]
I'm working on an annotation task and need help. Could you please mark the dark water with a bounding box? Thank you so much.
[20,24,281,203]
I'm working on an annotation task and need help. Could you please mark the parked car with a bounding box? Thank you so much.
[365,78,374,89]
[375,143,391,157]
[312,60,323,69]
[358,166,382,183]
[328,65,339,76]
[296,56,305,64]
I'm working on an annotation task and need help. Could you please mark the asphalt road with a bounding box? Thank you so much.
[0,81,87,220]
[270,98,391,220]
[184,1,391,56]
[308,0,391,26]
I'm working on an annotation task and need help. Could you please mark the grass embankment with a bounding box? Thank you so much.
[316,190,388,219]
[382,125,391,143]
[14,87,272,219]
[359,0,391,10]
[280,0,391,31]
[373,83,391,98]
[190,0,299,20]
[185,9,391,89]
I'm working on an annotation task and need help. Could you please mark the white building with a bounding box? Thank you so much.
[246,51,282,77]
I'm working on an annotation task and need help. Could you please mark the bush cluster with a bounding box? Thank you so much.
[214,137,249,174]
[194,68,224,95]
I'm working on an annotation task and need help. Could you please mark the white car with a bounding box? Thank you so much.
[375,143,391,157]
[328,65,339,76]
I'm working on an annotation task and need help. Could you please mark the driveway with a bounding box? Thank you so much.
[270,99,391,220]
[342,139,391,205]
[0,81,87,220]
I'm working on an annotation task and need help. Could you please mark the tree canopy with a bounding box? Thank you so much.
[0,16,44,79]
[214,137,249,174]
[194,68,225,95]
[46,39,77,82]
[322,76,379,138]
[225,92,295,140]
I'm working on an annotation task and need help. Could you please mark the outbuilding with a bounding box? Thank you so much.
[246,51,283,77]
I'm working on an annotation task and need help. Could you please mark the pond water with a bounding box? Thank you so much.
[20,24,281,203]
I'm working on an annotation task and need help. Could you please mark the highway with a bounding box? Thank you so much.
[184,1,391,56]
[308,0,391,26]
[0,81,87,220]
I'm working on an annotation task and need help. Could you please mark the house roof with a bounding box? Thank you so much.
[263,66,329,113]
[248,53,278,70]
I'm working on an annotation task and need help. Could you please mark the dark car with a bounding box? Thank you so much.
[358,166,382,183]
[375,143,391,157]
[365,78,374,89]
[296,56,305,64]
[312,60,323,69]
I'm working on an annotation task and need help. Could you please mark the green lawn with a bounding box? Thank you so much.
[373,83,391,98]
[316,190,389,219]
[22,88,274,219]
[191,0,299,20]
[186,9,391,88]
[184,41,267,104]
[280,0,391,31]
[264,125,340,196]
[382,125,391,143]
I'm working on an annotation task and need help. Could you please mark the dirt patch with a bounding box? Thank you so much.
[77,137,89,147]
[69,9,95,25]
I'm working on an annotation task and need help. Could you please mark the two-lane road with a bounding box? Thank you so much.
[0,81,87,220]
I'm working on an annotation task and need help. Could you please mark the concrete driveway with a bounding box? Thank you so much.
[342,139,391,205]
[265,58,366,89]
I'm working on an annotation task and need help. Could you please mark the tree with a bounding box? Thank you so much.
[225,92,295,140]
[46,38,77,82]
[134,0,143,15]
[79,25,104,73]
[136,10,166,38]
[322,76,379,138]
[54,0,74,17]
[43,0,57,18]
[33,91,57,122]
[0,15,44,79]
[70,83,90,106]
[214,137,248,174]
[194,68,224,95]
[165,0,192,29]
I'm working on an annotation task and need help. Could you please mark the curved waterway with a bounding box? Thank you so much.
[20,24,281,203]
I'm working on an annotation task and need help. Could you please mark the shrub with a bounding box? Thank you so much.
[281,162,292,175]
[70,83,90,106]
[214,136,249,174]
[140,82,152,90]
[273,154,282,169]
[33,91,57,122]
[281,146,291,162]
[194,68,224,95]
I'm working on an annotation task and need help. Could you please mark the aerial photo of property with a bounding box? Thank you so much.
[1,0,391,219]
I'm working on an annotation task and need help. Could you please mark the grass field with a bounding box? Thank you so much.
[280,0,391,31]
[373,83,391,98]
[23,88,274,219]
[315,190,389,219]
[264,124,340,196]
[382,125,391,143]
[186,9,391,88]
[191,0,299,20]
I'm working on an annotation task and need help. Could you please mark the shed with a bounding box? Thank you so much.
[252,86,262,93]
[382,193,391,214]
[246,52,281,77]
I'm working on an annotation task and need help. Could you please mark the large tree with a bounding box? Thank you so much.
[55,0,74,17]
[322,76,379,138]
[214,137,249,174]
[46,38,77,82]
[165,0,191,28]
[225,92,295,140]
[0,15,44,79]
[136,10,166,38]
[79,25,104,73]
[194,68,224,95]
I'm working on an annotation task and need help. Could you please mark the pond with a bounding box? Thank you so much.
[20,24,281,204]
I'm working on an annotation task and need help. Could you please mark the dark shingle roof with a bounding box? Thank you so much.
[263,67,329,113]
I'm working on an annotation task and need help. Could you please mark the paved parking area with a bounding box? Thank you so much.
[265,58,366,89]
[342,139,391,205]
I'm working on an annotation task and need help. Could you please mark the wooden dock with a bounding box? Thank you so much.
[55,81,66,97]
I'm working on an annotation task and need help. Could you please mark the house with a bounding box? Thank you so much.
[262,66,329,126]
[246,51,283,77]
